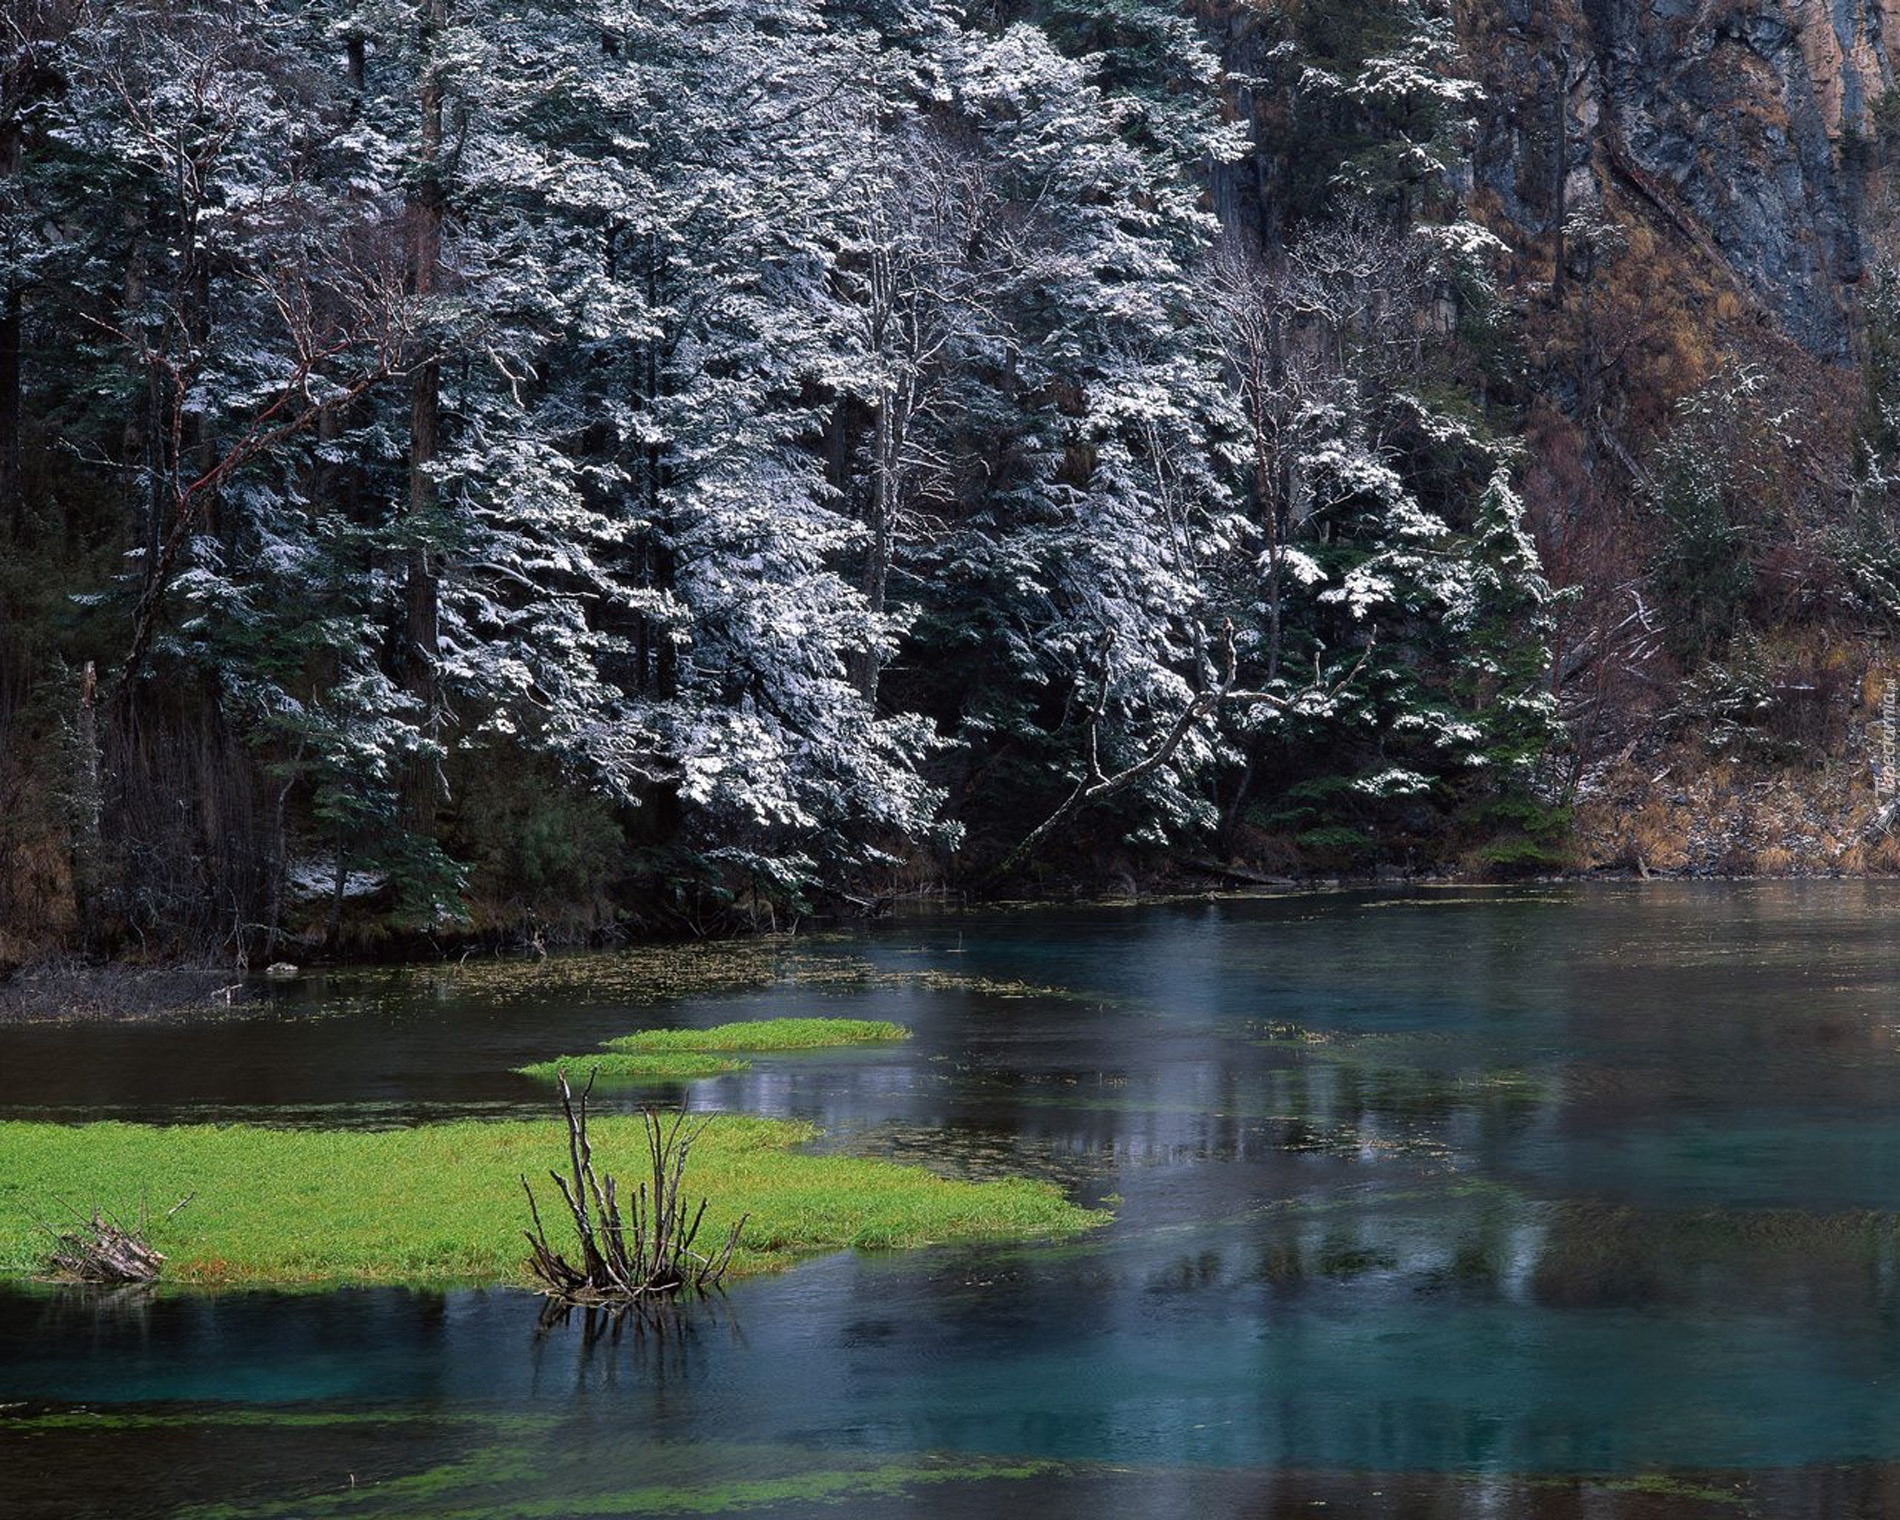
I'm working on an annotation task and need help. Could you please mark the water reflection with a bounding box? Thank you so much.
[12,884,1900,1511]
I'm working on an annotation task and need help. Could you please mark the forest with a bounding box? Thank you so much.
[3,0,1893,962]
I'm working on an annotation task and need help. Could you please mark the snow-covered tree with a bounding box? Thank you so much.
[891,21,1247,861]
[0,0,1568,946]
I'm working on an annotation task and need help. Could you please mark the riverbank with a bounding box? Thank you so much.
[0,960,266,1025]
[0,865,1870,1022]
[0,1116,1105,1287]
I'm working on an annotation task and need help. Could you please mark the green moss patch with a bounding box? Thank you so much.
[603,1017,909,1053]
[516,1017,910,1084]
[514,1052,749,1083]
[0,1115,1101,1288]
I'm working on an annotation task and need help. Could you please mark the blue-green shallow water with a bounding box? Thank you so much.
[10,881,1900,1515]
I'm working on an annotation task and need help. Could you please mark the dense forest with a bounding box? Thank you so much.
[3,0,1897,960]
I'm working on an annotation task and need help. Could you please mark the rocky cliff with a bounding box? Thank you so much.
[1451,0,1900,876]
[1466,0,1900,358]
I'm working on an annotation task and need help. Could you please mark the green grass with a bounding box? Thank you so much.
[602,1017,909,1053]
[514,1052,749,1082]
[0,1115,1102,1288]
[515,1017,911,1084]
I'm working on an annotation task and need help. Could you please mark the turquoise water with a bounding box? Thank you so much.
[7,882,1900,1515]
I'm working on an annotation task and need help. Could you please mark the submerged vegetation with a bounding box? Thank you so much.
[0,1404,1075,1519]
[0,1117,1103,1287]
[334,941,1074,1019]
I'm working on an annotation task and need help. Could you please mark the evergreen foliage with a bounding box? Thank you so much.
[0,0,1561,951]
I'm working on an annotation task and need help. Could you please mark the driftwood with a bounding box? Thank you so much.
[41,1193,192,1284]
[521,1070,745,1306]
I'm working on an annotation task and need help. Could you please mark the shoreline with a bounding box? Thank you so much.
[4,869,1895,1025]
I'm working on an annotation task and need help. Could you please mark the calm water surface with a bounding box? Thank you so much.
[7,882,1900,1516]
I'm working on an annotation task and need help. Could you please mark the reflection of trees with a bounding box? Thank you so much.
[1246,1193,1537,1304]
[1225,1189,1900,1322]
[1529,1206,1673,1309]
[1529,1203,1900,1316]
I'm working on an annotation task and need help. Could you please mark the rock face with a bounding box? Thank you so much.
[1467,0,1900,357]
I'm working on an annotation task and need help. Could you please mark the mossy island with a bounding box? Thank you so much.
[0,1019,1099,1289]
[0,1114,1102,1288]
[514,1016,912,1083]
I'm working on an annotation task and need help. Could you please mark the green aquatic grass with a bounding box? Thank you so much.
[169,1432,1064,1520]
[0,1116,1104,1288]
[182,1451,1063,1519]
[514,1052,750,1083]
[515,1017,910,1084]
[602,1017,909,1053]
[1536,1474,1750,1508]
[11,1409,493,1432]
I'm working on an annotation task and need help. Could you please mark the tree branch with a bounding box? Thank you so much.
[985,624,1373,885]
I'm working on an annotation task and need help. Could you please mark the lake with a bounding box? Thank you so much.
[6,882,1900,1516]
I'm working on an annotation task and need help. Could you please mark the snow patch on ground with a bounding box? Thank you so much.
[285,863,388,902]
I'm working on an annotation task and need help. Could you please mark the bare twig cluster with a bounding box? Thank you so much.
[41,1193,191,1284]
[521,1071,745,1305]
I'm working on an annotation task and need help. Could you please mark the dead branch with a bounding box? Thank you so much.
[40,1193,190,1284]
[987,620,1372,883]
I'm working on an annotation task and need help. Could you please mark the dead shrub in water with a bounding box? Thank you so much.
[521,1070,744,1306]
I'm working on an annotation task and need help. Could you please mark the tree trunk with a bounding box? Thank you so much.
[401,0,448,838]
[0,111,18,534]
[639,238,677,700]
[117,204,156,565]
[851,399,896,706]
[1249,358,1284,683]
[0,282,20,540]
[69,661,104,947]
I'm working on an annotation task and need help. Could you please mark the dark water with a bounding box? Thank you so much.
[9,882,1900,1516]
